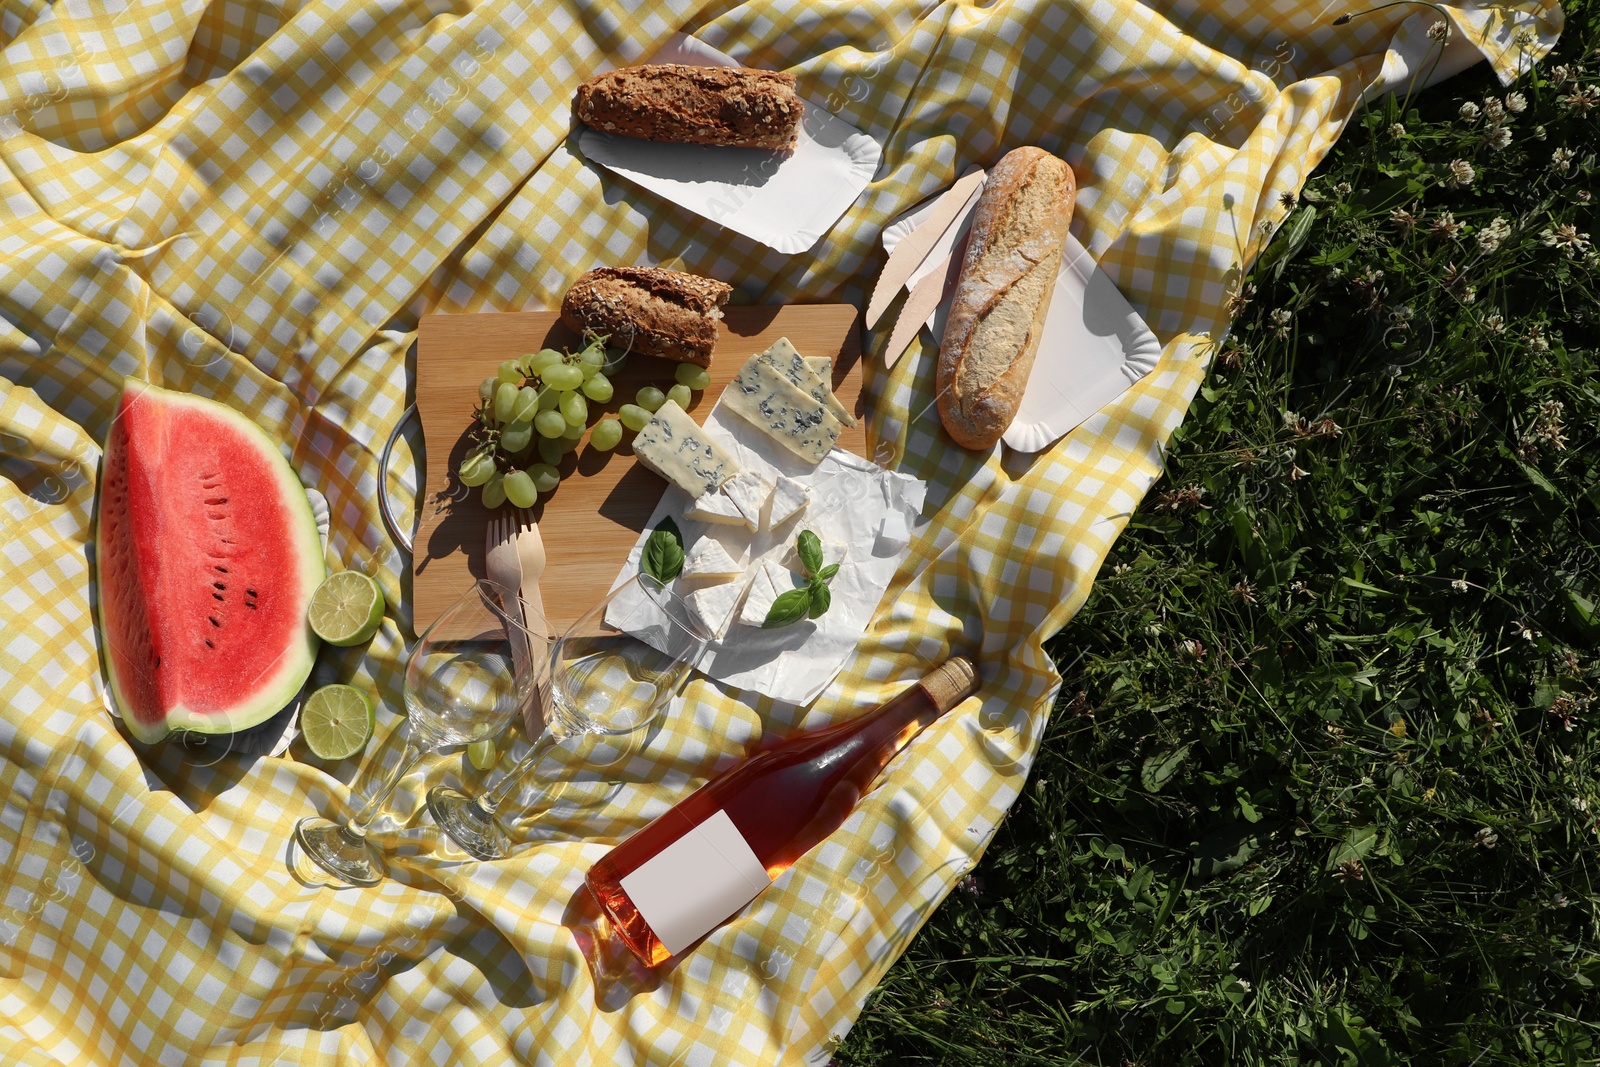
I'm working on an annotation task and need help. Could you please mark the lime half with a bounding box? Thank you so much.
[308,571,385,647]
[467,738,497,771]
[301,684,374,761]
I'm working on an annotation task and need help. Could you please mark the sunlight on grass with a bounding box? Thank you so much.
[842,7,1600,1064]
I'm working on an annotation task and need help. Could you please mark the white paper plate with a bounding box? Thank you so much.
[574,34,881,255]
[882,199,1162,453]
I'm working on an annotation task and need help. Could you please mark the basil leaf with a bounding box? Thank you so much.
[806,581,831,619]
[816,563,839,583]
[763,588,810,629]
[642,518,684,582]
[796,529,824,576]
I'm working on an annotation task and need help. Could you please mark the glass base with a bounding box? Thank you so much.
[426,787,508,861]
[294,817,387,887]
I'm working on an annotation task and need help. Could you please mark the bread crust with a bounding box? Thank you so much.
[559,266,732,366]
[574,64,803,153]
[936,147,1077,450]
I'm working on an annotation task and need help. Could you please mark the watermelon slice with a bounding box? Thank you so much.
[95,381,325,743]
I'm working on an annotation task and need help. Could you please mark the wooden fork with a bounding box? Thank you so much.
[510,509,548,637]
[484,512,523,611]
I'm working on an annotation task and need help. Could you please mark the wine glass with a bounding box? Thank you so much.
[426,572,712,861]
[294,580,545,886]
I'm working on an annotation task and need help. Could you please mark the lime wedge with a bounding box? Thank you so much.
[300,684,374,761]
[467,738,497,771]
[308,570,385,647]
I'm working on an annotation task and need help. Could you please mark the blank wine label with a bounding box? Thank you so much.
[620,809,773,957]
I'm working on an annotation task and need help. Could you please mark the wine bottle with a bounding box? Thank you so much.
[587,657,980,965]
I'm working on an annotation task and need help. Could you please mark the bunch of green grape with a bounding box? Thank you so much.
[457,335,713,509]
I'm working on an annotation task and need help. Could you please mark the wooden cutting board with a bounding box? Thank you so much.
[412,305,864,635]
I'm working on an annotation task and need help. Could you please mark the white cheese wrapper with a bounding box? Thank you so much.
[607,405,926,705]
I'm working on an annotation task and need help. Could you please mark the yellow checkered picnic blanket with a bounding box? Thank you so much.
[0,1,1557,1063]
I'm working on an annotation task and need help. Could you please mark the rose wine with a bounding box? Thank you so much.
[587,657,979,965]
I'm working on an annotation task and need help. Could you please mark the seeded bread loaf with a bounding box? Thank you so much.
[559,266,732,366]
[574,64,803,153]
[936,147,1077,450]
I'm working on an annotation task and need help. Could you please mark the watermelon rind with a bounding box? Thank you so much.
[95,380,325,744]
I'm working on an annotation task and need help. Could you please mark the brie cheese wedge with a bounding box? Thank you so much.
[766,475,810,531]
[686,469,772,530]
[685,579,744,638]
[681,537,746,582]
[737,559,804,627]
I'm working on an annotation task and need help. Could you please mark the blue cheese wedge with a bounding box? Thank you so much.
[685,579,744,638]
[757,337,857,428]
[766,475,809,530]
[681,537,746,582]
[632,400,738,498]
[737,559,805,627]
[723,357,841,464]
[686,469,771,529]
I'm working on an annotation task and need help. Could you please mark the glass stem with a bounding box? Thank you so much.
[479,727,563,815]
[346,725,431,838]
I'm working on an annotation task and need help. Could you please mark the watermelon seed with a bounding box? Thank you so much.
[212,582,225,590]
[204,639,213,649]
[214,565,228,573]
[204,497,227,505]
[209,616,221,627]
[211,593,224,602]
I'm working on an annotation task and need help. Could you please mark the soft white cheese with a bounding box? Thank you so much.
[737,559,804,627]
[686,469,771,530]
[681,537,746,582]
[632,400,738,498]
[766,475,809,531]
[722,356,840,465]
[685,579,744,638]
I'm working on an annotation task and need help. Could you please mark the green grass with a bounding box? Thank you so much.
[840,8,1600,1065]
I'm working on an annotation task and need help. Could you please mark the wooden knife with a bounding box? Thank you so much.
[883,227,972,369]
[865,166,987,330]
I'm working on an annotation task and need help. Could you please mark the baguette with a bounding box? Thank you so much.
[936,147,1076,450]
[560,266,732,366]
[574,64,804,153]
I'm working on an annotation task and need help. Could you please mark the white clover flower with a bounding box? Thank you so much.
[1458,101,1481,122]
[1446,159,1475,188]
[1505,92,1527,114]
[1389,122,1406,139]
[1452,578,1469,592]
[1427,20,1449,41]
[1483,126,1512,152]
[1484,311,1507,335]
[1483,98,1506,123]
[1551,147,1576,173]
[1477,216,1512,253]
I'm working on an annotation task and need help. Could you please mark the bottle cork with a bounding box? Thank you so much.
[921,656,979,712]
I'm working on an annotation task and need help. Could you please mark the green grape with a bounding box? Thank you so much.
[589,418,623,451]
[481,472,507,509]
[458,448,496,487]
[543,363,583,391]
[560,391,588,426]
[527,463,561,493]
[502,470,538,508]
[535,410,568,439]
[499,421,533,454]
[497,360,521,384]
[510,385,539,424]
[531,348,564,374]
[537,387,561,412]
[478,377,497,402]
[578,344,606,379]
[602,347,629,374]
[636,386,666,412]
[537,437,565,466]
[618,403,651,432]
[493,381,518,423]
[674,364,712,390]
[666,384,692,410]
[561,421,585,441]
[581,372,613,402]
